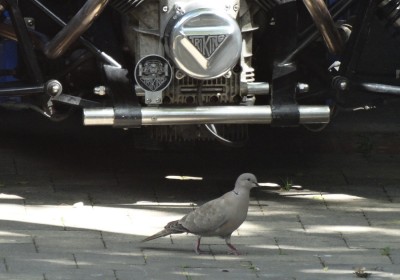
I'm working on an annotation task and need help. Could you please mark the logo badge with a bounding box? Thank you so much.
[134,55,172,92]
[188,34,228,59]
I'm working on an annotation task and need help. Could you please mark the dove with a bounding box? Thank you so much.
[141,173,259,255]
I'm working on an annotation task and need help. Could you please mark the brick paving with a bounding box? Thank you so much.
[0,111,399,279]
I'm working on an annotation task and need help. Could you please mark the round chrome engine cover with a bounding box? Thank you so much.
[166,9,242,80]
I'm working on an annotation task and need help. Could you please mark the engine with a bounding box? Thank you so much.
[122,0,261,106]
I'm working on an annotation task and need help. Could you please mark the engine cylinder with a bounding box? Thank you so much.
[377,0,400,29]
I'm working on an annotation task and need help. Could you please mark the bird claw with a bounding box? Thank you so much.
[195,248,205,255]
[227,249,241,256]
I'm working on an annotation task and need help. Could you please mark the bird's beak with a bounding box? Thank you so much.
[255,182,260,188]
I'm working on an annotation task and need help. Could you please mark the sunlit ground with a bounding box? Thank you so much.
[0,176,399,279]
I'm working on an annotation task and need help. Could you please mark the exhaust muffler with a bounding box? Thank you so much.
[83,105,330,127]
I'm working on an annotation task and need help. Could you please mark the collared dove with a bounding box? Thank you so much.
[141,173,259,255]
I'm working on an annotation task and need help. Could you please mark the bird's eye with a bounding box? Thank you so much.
[247,178,251,181]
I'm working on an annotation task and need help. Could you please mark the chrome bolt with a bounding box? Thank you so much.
[51,84,60,94]
[339,81,348,90]
[297,83,309,93]
[175,70,185,80]
[224,71,232,79]
[162,5,168,12]
[46,80,62,96]
[94,86,107,96]
[25,18,35,29]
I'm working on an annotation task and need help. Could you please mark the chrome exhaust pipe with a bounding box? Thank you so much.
[40,0,110,59]
[302,0,344,54]
[83,105,330,126]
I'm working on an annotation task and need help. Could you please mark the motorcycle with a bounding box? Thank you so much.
[0,0,398,146]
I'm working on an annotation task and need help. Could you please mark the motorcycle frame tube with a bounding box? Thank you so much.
[302,0,344,54]
[43,0,110,59]
[0,23,48,51]
[83,105,330,126]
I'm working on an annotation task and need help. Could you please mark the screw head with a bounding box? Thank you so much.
[175,70,185,80]
[94,86,107,96]
[46,80,62,96]
[297,83,309,93]
[339,81,348,90]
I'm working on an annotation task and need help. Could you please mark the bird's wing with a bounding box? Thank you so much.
[180,195,230,235]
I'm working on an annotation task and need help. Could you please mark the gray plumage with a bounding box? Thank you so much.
[141,173,259,255]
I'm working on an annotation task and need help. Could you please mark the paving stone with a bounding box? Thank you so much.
[74,251,145,268]
[0,272,44,280]
[34,236,106,253]
[5,252,77,273]
[184,267,259,279]
[44,269,117,280]
[112,267,149,280]
[0,243,37,255]
[139,265,187,280]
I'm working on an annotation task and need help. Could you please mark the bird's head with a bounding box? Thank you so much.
[235,173,259,192]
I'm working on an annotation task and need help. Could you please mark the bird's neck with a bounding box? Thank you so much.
[233,187,249,196]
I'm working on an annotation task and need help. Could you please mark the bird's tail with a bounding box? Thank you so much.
[141,229,173,242]
[141,220,188,242]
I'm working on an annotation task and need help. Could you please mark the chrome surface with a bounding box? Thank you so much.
[84,105,330,126]
[358,83,400,96]
[245,82,270,95]
[141,106,273,125]
[298,106,331,124]
[84,108,115,126]
[166,8,242,79]
[302,0,343,54]
[43,0,110,59]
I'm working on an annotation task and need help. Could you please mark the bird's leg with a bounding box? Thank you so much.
[194,236,204,255]
[225,236,241,255]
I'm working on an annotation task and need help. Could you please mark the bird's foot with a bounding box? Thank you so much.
[226,243,242,256]
[195,247,206,255]
[227,249,241,256]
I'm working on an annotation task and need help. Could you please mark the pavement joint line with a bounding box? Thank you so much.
[296,214,306,232]
[72,253,79,269]
[240,260,260,278]
[341,169,350,185]
[320,192,329,209]
[209,244,216,260]
[140,248,148,264]
[317,256,327,269]
[339,232,350,249]
[361,210,372,226]
[100,231,108,249]
[113,269,118,280]
[273,237,284,255]
[182,266,191,280]
[3,258,9,273]
[32,236,39,253]
[88,193,95,206]
[381,185,393,203]
[256,198,266,216]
